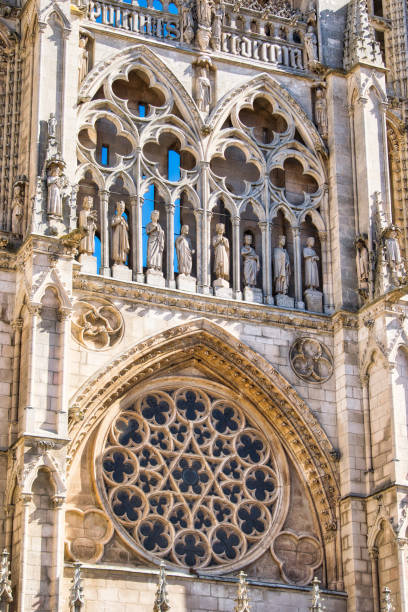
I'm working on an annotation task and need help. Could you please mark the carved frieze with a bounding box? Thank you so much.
[71,297,124,350]
[289,337,333,383]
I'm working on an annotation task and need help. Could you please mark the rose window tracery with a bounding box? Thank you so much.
[96,382,289,573]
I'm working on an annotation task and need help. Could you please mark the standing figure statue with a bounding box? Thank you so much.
[241,233,260,287]
[213,223,230,282]
[303,236,320,290]
[196,65,211,112]
[176,225,194,276]
[146,210,165,271]
[274,235,290,294]
[182,0,194,44]
[11,184,24,235]
[304,25,318,68]
[384,225,405,284]
[78,36,89,87]
[47,162,65,217]
[112,201,129,265]
[315,88,328,139]
[79,195,97,255]
[48,113,57,140]
[355,235,369,297]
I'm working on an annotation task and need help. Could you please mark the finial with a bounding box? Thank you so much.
[153,562,170,612]
[69,562,85,611]
[234,571,250,612]
[382,587,394,612]
[310,576,324,611]
[343,0,383,70]
[0,549,13,605]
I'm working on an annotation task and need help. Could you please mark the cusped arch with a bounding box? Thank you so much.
[106,170,136,195]
[239,197,265,222]
[299,207,325,232]
[207,73,327,157]
[171,184,201,209]
[68,318,339,541]
[78,44,203,135]
[76,162,105,190]
[208,190,238,217]
[270,203,297,226]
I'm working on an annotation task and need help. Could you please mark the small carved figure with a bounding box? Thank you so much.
[241,233,260,287]
[78,35,89,86]
[303,236,319,290]
[315,87,328,139]
[176,224,194,276]
[274,235,290,294]
[355,235,369,296]
[48,113,57,140]
[111,200,129,265]
[304,25,318,68]
[182,0,195,44]
[196,65,211,112]
[146,210,165,271]
[213,223,230,281]
[11,184,24,235]
[79,195,97,255]
[384,225,405,284]
[47,162,64,217]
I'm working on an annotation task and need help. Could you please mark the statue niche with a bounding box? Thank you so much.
[176,224,197,292]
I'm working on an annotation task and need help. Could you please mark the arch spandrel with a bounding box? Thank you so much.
[69,318,339,540]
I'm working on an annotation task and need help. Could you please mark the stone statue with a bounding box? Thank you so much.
[79,195,97,255]
[146,210,165,271]
[196,0,212,28]
[241,234,260,287]
[213,223,230,281]
[11,184,24,235]
[48,113,57,140]
[384,225,405,284]
[211,1,223,51]
[355,235,369,297]
[46,162,65,217]
[304,25,318,68]
[176,224,194,276]
[111,201,129,265]
[315,88,328,138]
[303,236,319,290]
[182,0,194,44]
[196,65,211,112]
[274,235,290,294]
[78,36,89,86]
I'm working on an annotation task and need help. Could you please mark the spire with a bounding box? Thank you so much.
[234,571,251,612]
[343,0,384,71]
[310,576,324,611]
[153,562,170,612]
[69,562,85,612]
[382,587,395,612]
[0,550,13,607]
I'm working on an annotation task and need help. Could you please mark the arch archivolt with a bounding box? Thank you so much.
[69,318,339,542]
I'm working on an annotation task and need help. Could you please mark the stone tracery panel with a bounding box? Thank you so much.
[95,381,289,573]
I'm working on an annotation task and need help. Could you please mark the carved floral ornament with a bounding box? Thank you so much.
[71,297,123,350]
[94,380,294,574]
[289,336,333,383]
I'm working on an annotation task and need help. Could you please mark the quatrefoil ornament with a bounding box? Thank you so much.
[71,297,123,350]
[289,337,333,383]
[95,381,289,574]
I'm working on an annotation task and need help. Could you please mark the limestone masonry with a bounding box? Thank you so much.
[0,0,407,610]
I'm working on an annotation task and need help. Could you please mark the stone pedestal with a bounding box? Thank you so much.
[304,289,323,313]
[244,287,263,304]
[213,278,233,298]
[146,269,166,288]
[79,254,98,275]
[177,274,197,292]
[275,293,295,309]
[112,264,132,281]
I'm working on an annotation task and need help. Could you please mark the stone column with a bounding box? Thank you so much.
[56,308,71,438]
[361,375,374,493]
[319,230,333,313]
[24,304,41,433]
[134,147,144,283]
[198,162,211,294]
[129,195,138,281]
[99,190,110,276]
[293,227,304,309]
[396,537,408,612]
[232,216,241,299]
[369,547,380,612]
[194,208,203,288]
[51,496,65,612]
[260,221,272,304]
[10,318,23,443]
[17,493,32,612]
[166,203,176,288]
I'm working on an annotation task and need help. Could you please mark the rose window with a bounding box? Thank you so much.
[96,382,289,573]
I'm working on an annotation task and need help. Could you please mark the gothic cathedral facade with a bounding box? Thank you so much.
[0,0,407,610]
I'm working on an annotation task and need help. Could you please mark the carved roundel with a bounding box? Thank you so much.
[95,379,289,573]
[71,297,123,350]
[289,337,333,383]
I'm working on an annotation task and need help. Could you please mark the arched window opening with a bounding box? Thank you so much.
[373,0,383,17]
